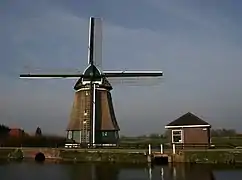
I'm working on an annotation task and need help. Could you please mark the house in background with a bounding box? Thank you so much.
[9,128,27,137]
[165,112,211,148]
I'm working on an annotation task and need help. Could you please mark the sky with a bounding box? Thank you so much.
[1,0,242,136]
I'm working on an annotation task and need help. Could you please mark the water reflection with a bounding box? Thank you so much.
[68,163,216,180]
[145,164,216,180]
[68,163,120,180]
[1,160,242,180]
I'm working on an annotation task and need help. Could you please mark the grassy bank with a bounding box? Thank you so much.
[59,150,147,164]
[2,145,242,165]
[0,148,23,160]
[0,149,12,159]
[0,148,148,164]
[183,150,242,164]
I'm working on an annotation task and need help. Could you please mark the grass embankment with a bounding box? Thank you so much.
[0,148,23,160]
[0,149,12,159]
[184,149,242,164]
[59,149,147,164]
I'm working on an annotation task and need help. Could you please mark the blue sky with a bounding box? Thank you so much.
[1,0,242,136]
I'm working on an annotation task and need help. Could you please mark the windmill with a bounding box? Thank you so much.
[20,17,163,147]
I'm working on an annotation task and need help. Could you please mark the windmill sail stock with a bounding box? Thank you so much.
[88,17,102,69]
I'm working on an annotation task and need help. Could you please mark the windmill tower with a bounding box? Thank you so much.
[20,17,163,146]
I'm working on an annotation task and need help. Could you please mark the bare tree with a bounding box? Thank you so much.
[35,127,42,136]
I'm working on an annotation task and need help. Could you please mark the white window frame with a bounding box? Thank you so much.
[67,131,73,139]
[172,129,183,144]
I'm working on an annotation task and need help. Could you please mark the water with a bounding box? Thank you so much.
[0,161,242,180]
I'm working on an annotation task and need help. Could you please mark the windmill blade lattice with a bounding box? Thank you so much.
[107,76,163,86]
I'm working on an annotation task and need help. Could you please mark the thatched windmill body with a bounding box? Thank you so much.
[20,17,163,146]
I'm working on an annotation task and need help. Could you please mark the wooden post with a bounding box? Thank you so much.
[147,144,152,163]
[148,144,151,155]
[172,144,176,154]
[160,144,163,154]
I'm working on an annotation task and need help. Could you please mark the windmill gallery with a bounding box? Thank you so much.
[19,17,163,146]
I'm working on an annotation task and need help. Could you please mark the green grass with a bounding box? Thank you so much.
[120,137,168,144]
[0,149,12,158]
[211,137,242,148]
[184,149,242,164]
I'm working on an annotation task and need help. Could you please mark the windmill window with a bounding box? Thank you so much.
[83,120,87,124]
[84,110,88,116]
[85,91,89,96]
[102,132,108,137]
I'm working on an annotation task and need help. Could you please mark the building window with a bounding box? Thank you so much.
[85,91,89,96]
[102,132,108,137]
[172,130,183,143]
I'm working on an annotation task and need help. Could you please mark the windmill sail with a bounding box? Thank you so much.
[20,67,83,79]
[103,70,163,77]
[104,70,163,86]
[88,17,102,69]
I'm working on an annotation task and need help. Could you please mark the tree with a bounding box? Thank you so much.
[149,133,161,138]
[163,130,170,138]
[211,128,236,137]
[0,124,10,137]
[35,127,42,136]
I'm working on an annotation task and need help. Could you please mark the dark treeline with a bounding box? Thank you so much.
[0,136,66,147]
[211,128,237,137]
[0,124,10,137]
[1,123,241,148]
[0,124,66,147]
[121,128,240,139]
